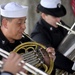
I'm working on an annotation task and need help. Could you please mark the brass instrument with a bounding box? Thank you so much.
[0,49,48,75]
[56,22,75,75]
[56,22,75,34]
[56,22,75,60]
[0,33,54,75]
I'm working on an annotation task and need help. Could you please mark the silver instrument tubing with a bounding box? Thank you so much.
[56,22,75,61]
[0,48,48,75]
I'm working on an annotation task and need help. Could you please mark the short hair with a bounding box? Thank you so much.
[1,15,13,26]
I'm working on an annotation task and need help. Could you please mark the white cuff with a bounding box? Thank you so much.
[72,63,75,70]
[1,72,12,75]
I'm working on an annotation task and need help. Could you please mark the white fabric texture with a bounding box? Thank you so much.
[0,2,28,18]
[40,0,61,8]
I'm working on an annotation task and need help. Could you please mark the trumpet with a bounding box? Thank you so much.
[0,48,48,75]
[56,22,75,34]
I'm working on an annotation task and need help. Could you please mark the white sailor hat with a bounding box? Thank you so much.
[0,2,28,18]
[37,0,66,17]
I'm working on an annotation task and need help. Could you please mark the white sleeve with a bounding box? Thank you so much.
[1,72,13,75]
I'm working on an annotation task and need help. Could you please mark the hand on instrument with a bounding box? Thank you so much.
[2,52,24,75]
[46,47,56,62]
[42,47,56,66]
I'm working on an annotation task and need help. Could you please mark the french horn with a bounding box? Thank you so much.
[0,33,54,75]
[0,49,48,75]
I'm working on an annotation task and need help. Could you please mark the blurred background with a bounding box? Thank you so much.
[0,0,75,34]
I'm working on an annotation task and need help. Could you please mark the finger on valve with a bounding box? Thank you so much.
[3,52,24,75]
[46,47,56,61]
